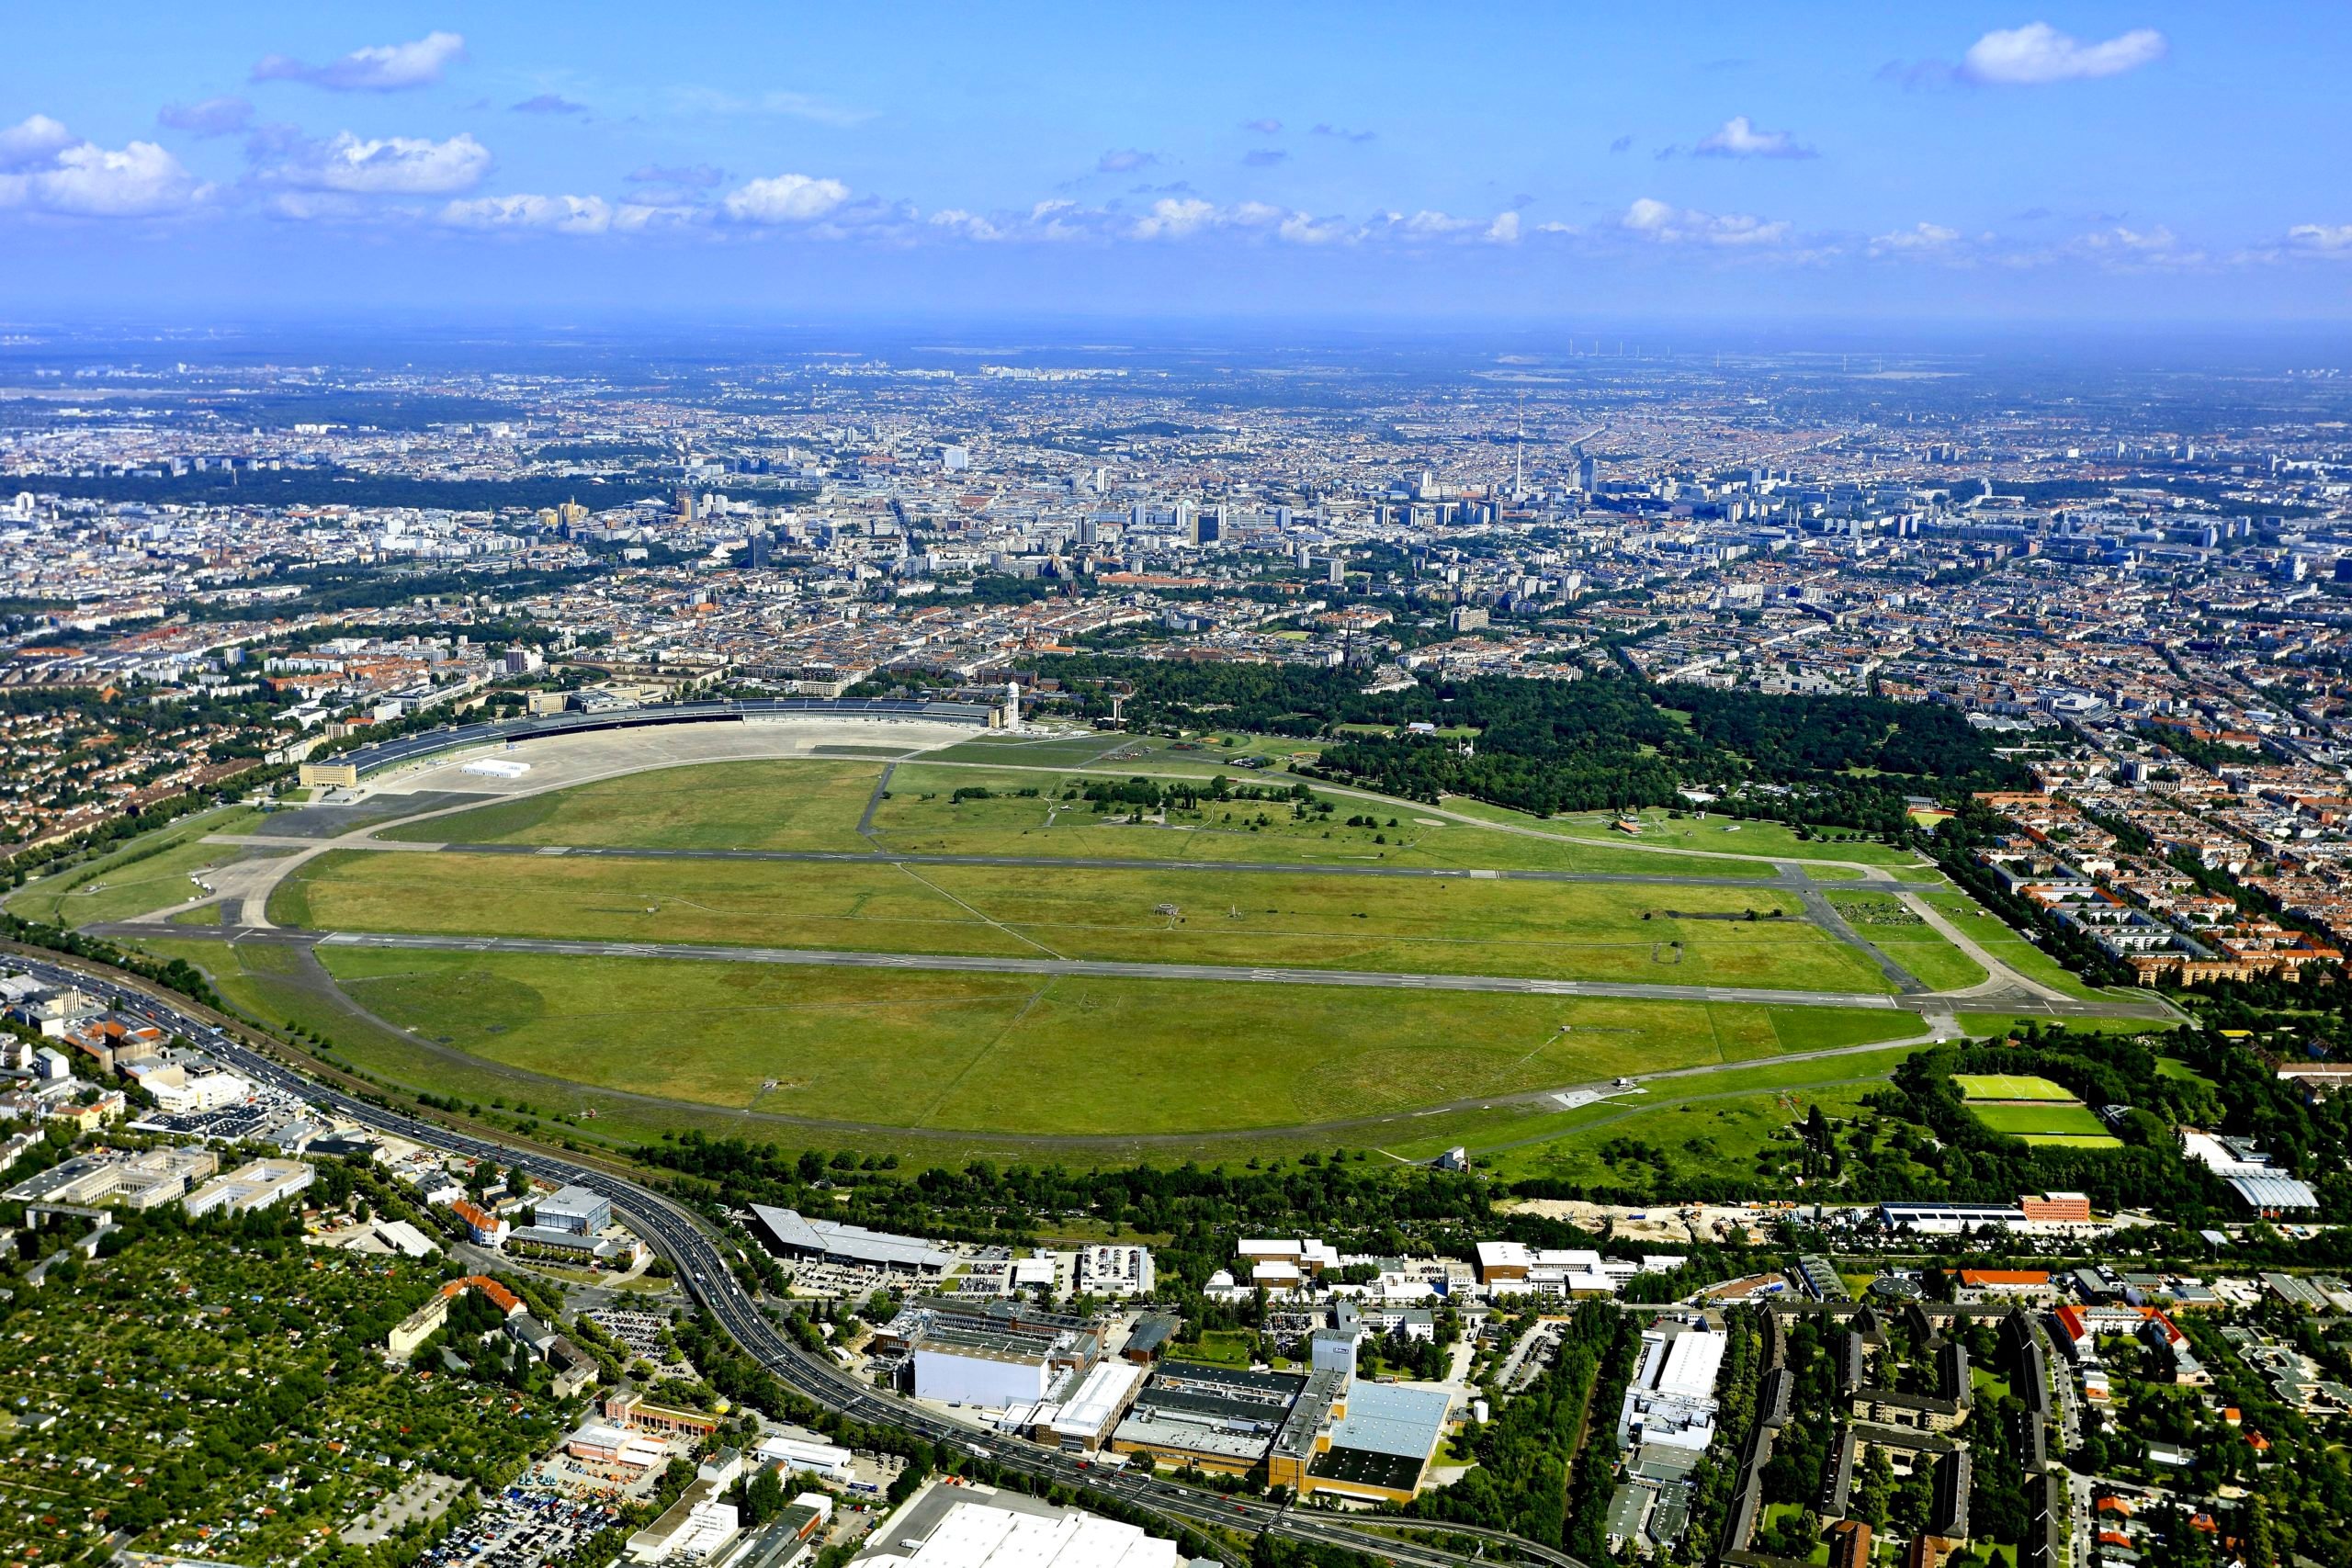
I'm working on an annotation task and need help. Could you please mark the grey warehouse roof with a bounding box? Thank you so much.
[752,1204,956,1270]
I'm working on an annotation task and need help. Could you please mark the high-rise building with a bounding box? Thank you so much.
[1577,455,1600,492]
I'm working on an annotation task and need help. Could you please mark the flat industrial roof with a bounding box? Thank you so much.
[1325,1382,1451,1462]
[867,1493,1178,1568]
[752,1204,955,1271]
[1655,1330,1726,1403]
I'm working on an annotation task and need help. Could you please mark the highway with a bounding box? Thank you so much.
[11,944,1579,1568]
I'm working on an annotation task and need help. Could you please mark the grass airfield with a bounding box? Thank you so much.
[74,728,2165,1162]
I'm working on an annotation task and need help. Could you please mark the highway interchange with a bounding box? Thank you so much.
[10,944,1582,1568]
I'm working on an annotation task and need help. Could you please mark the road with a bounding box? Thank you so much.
[90,921,2177,1021]
[11,944,1577,1568]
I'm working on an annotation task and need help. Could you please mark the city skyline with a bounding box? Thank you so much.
[5,2,2351,323]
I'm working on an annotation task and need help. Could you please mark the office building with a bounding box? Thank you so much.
[535,1182,613,1235]
[184,1158,313,1218]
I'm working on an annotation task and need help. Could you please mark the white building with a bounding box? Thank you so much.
[184,1158,313,1217]
[754,1431,855,1484]
[1075,1245,1155,1299]
[860,1490,1178,1568]
[1617,1325,1727,1452]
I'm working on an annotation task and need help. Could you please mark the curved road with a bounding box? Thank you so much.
[9,944,1576,1568]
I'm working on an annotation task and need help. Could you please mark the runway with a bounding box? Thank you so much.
[206,830,1821,890]
[96,920,2181,1021]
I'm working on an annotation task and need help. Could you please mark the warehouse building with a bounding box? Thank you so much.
[854,1483,1178,1568]
[751,1205,955,1275]
[1305,1380,1453,1503]
[1111,1361,1305,1478]
[1616,1325,1728,1452]
[1005,1358,1145,1452]
[875,1298,1103,1408]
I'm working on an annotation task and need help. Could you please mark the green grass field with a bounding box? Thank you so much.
[1954,1073,2078,1101]
[871,763,1781,878]
[1966,1101,2111,1136]
[1826,892,1989,991]
[379,759,881,852]
[276,847,1900,992]
[1956,1076,2122,1147]
[1477,1079,1891,1187]
[308,943,1918,1137]
[6,804,263,928]
[1914,888,2123,1002]
[1442,800,1934,873]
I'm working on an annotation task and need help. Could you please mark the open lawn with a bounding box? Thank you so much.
[377,759,881,852]
[275,846,1898,991]
[1461,1052,1927,1185]
[1955,1073,2078,1102]
[873,763,1781,878]
[1914,888,2125,1002]
[1468,802,1932,873]
[1826,892,1988,991]
[309,944,1917,1136]
[7,804,264,928]
[1955,1011,2177,1041]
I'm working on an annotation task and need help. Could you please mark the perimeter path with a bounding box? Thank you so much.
[94,921,2180,1024]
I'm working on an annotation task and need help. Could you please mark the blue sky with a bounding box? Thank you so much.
[3,2,2347,324]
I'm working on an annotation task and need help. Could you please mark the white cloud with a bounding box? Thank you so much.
[1401,209,1479,237]
[438,194,613,233]
[613,203,703,233]
[0,118,209,217]
[157,96,254,137]
[1693,116,1815,159]
[1870,221,1962,254]
[0,115,75,172]
[1959,23,2166,85]
[253,31,466,91]
[1096,148,1158,174]
[2083,223,2175,252]
[1277,211,1351,245]
[722,173,850,223]
[929,208,1004,242]
[1486,210,1521,244]
[1132,197,1218,239]
[266,131,492,195]
[2288,224,2352,254]
[1620,197,1789,246]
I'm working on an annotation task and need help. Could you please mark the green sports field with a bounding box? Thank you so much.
[1956,1074,2123,1147]
[1954,1073,2078,1101]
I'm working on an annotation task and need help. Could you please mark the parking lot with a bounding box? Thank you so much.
[340,1471,467,1547]
[416,1473,628,1568]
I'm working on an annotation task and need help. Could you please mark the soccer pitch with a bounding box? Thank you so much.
[1953,1073,2078,1102]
